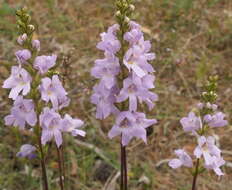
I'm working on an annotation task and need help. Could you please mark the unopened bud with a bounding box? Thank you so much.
[17,33,27,45]
[115,11,121,17]
[124,16,130,23]
[32,40,40,51]
[129,4,135,11]
[28,24,35,31]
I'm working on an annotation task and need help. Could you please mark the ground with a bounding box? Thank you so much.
[0,0,232,189]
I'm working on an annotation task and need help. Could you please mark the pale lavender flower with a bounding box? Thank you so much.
[40,75,68,109]
[34,54,57,74]
[15,49,31,64]
[40,107,63,147]
[61,114,85,137]
[117,76,157,111]
[108,111,155,146]
[124,28,143,45]
[91,55,120,89]
[97,24,121,54]
[32,39,41,51]
[132,112,157,143]
[204,112,228,128]
[58,96,70,110]
[91,83,119,119]
[194,136,221,166]
[17,33,27,45]
[4,96,37,129]
[3,66,31,100]
[16,144,36,159]
[169,149,193,169]
[180,112,202,132]
[204,156,225,176]
[108,111,136,146]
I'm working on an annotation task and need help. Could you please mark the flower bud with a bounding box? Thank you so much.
[115,11,121,17]
[28,24,35,31]
[17,33,27,45]
[124,16,130,23]
[32,40,40,51]
[129,4,135,11]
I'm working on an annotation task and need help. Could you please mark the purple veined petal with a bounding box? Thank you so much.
[9,85,23,100]
[108,125,121,139]
[202,151,213,165]
[41,130,52,145]
[25,111,37,126]
[129,94,137,111]
[194,146,202,158]
[168,159,182,169]
[130,126,147,143]
[214,168,224,176]
[22,83,31,96]
[72,129,86,137]
[130,64,146,78]
[121,131,133,146]
[4,115,15,126]
[54,130,62,147]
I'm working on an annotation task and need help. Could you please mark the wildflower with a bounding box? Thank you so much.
[3,66,31,100]
[17,33,27,45]
[169,149,193,169]
[117,76,157,111]
[16,144,36,159]
[61,114,85,137]
[34,54,57,74]
[180,112,202,132]
[204,156,225,176]
[4,96,37,129]
[91,55,120,89]
[32,39,41,51]
[40,108,63,147]
[194,136,221,165]
[204,112,228,128]
[40,75,68,109]
[15,49,31,64]
[108,111,155,146]
[91,83,119,119]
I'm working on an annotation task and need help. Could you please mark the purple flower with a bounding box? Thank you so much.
[32,39,41,51]
[117,76,157,111]
[61,114,86,137]
[204,112,228,128]
[123,36,155,77]
[4,96,37,129]
[40,75,68,109]
[40,107,63,147]
[58,96,70,110]
[91,83,119,119]
[180,112,202,132]
[16,144,36,159]
[17,33,27,45]
[108,111,155,146]
[204,156,225,176]
[169,149,193,169]
[97,24,121,54]
[124,28,143,45]
[194,136,221,166]
[3,66,31,100]
[91,55,120,89]
[15,49,31,64]
[34,55,57,74]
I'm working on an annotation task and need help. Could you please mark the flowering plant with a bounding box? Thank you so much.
[91,0,157,189]
[169,76,228,190]
[3,8,85,190]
